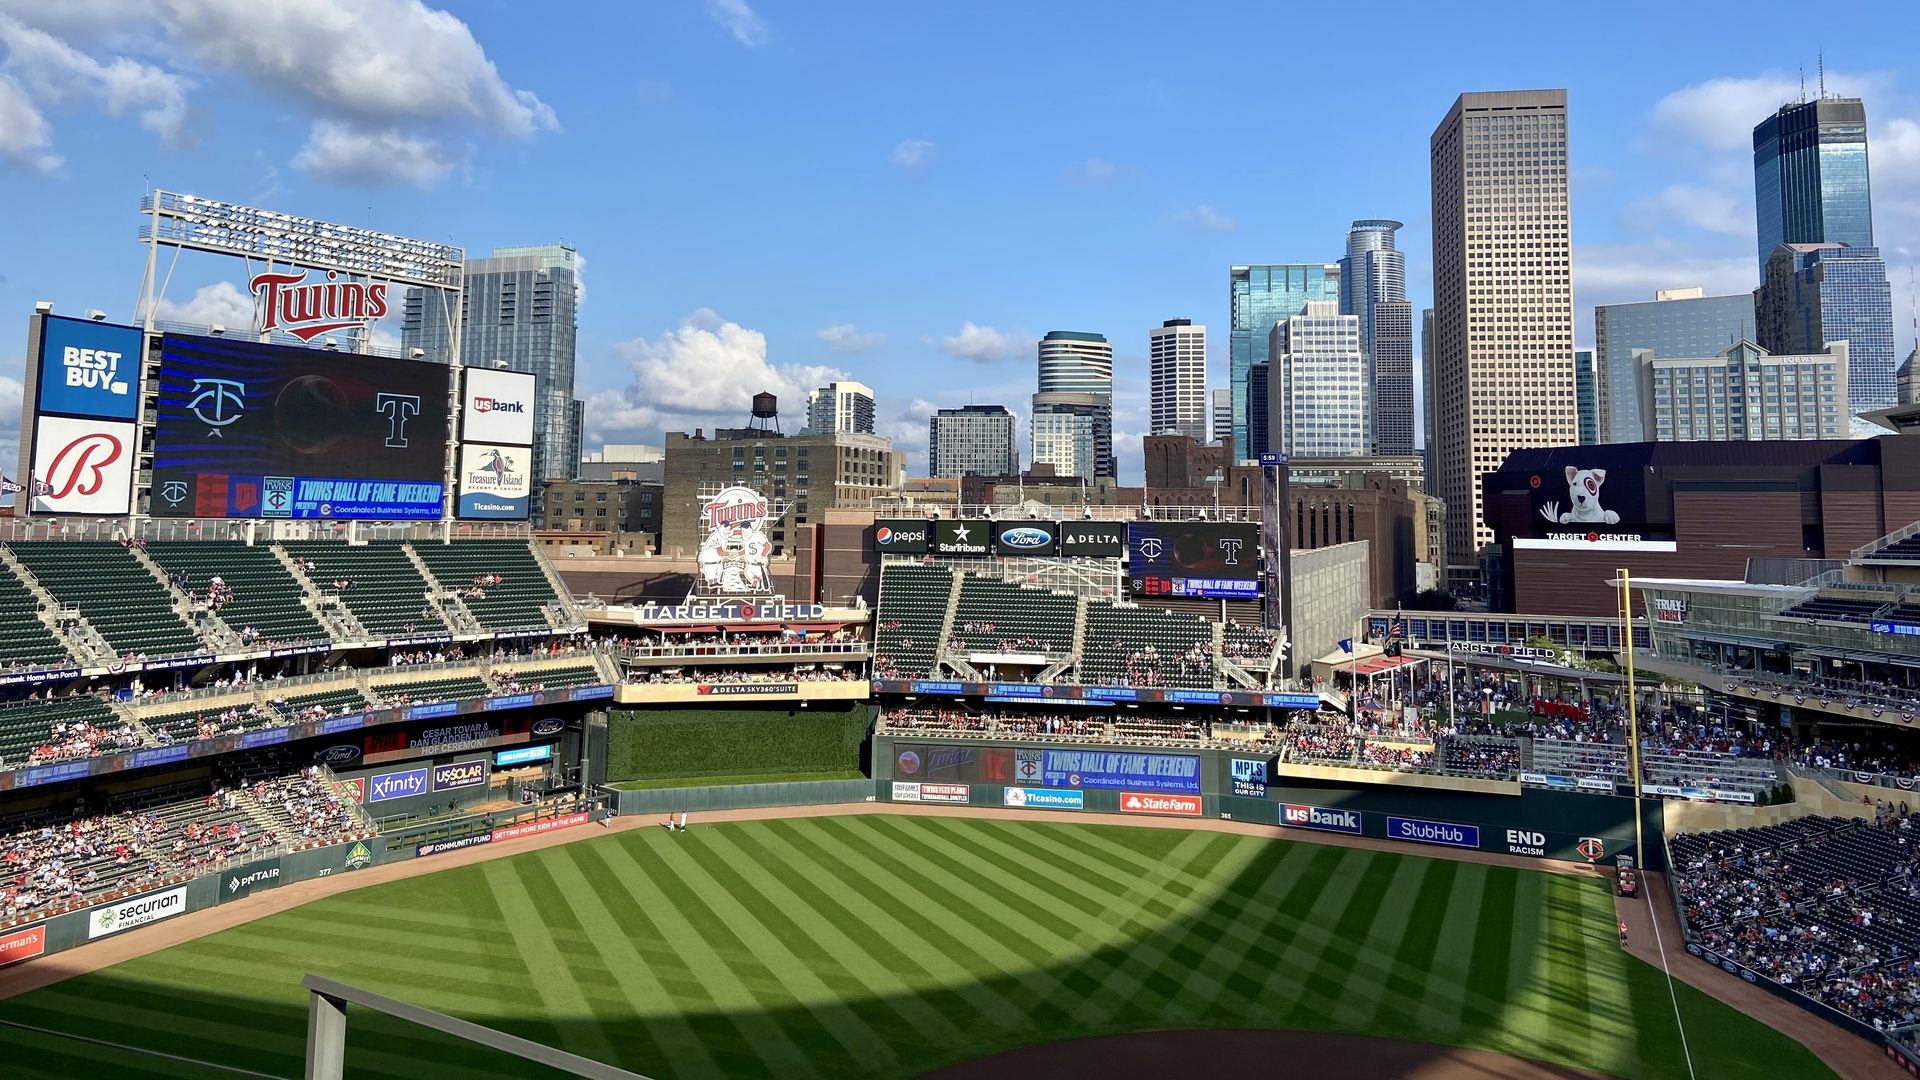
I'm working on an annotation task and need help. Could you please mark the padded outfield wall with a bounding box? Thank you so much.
[875,734,1664,870]
[605,703,872,784]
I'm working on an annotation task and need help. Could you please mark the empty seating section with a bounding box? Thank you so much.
[373,673,491,704]
[1080,601,1216,688]
[1528,739,1628,781]
[0,696,124,766]
[1868,534,1920,561]
[1777,594,1889,624]
[282,541,438,637]
[410,539,561,631]
[1642,749,1776,796]
[874,564,953,678]
[146,542,328,645]
[498,664,600,689]
[0,563,67,669]
[9,543,198,658]
[950,575,1074,654]
[274,686,371,719]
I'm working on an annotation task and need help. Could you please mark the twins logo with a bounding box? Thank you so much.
[1541,467,1620,526]
[34,432,124,500]
[1138,537,1165,559]
[250,269,388,341]
[159,480,189,506]
[188,378,246,437]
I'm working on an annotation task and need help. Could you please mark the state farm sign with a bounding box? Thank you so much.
[250,269,388,341]
[1118,791,1202,817]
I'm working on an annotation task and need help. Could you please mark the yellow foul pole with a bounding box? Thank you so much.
[1619,567,1642,866]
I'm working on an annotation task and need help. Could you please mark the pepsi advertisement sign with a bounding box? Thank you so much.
[37,315,142,421]
[992,522,1057,556]
[872,519,930,553]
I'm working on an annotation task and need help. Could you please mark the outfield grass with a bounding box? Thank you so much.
[607,769,866,791]
[0,817,1836,1080]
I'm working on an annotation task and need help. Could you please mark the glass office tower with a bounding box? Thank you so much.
[1229,263,1339,461]
[1339,220,1414,454]
[1757,243,1896,414]
[1593,289,1754,442]
[1753,98,1873,275]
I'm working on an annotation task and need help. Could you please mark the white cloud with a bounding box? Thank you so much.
[164,0,555,136]
[0,73,58,171]
[891,138,935,179]
[0,373,20,488]
[816,323,885,354]
[0,0,554,186]
[292,121,460,188]
[705,0,769,47]
[1647,72,1885,153]
[936,321,1014,364]
[586,309,845,445]
[570,250,588,308]
[154,281,253,327]
[0,13,189,143]
[1063,158,1118,186]
[1172,204,1236,234]
[1623,181,1751,237]
[1878,117,1920,233]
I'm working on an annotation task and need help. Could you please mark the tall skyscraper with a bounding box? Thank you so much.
[1574,350,1598,445]
[1267,301,1366,457]
[1229,263,1339,460]
[1033,331,1113,478]
[1430,89,1575,577]
[1339,220,1415,454]
[928,404,1016,478]
[1594,289,1755,442]
[1635,340,1848,442]
[1753,97,1873,274]
[1899,346,1920,405]
[403,243,582,483]
[1211,388,1232,446]
[1148,319,1207,441]
[1246,363,1270,458]
[806,380,876,435]
[1421,307,1436,489]
[1030,394,1104,480]
[1756,243,1896,414]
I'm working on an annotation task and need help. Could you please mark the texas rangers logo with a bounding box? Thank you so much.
[187,378,246,437]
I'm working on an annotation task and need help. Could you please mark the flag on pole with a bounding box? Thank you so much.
[1338,638,1353,654]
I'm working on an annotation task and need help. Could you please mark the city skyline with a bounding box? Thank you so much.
[2,4,1919,486]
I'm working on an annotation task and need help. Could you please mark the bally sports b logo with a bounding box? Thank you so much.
[35,431,123,499]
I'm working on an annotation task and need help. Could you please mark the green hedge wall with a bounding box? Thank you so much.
[604,703,871,783]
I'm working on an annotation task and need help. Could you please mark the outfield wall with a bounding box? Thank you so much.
[607,779,873,815]
[0,804,605,973]
[874,735,1664,870]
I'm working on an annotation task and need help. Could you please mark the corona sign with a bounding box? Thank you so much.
[697,486,779,594]
[249,269,389,342]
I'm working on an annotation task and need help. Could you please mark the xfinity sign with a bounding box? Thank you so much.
[367,767,430,803]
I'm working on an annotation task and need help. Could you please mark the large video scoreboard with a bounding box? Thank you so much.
[150,334,451,520]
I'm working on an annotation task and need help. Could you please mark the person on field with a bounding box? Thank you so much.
[1618,921,1629,948]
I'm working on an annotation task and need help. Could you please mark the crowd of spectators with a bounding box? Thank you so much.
[22,717,144,767]
[1287,725,1359,764]
[1358,743,1433,771]
[1440,737,1520,778]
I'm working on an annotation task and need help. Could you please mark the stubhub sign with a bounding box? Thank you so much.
[38,316,141,421]
[1387,816,1480,850]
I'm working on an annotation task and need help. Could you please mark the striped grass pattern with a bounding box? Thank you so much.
[0,817,1835,1080]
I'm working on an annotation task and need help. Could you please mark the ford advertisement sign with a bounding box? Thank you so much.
[992,522,1057,556]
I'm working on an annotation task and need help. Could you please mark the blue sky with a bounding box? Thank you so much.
[2,0,1917,484]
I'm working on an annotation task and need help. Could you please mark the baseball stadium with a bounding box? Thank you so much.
[5,192,1920,1080]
